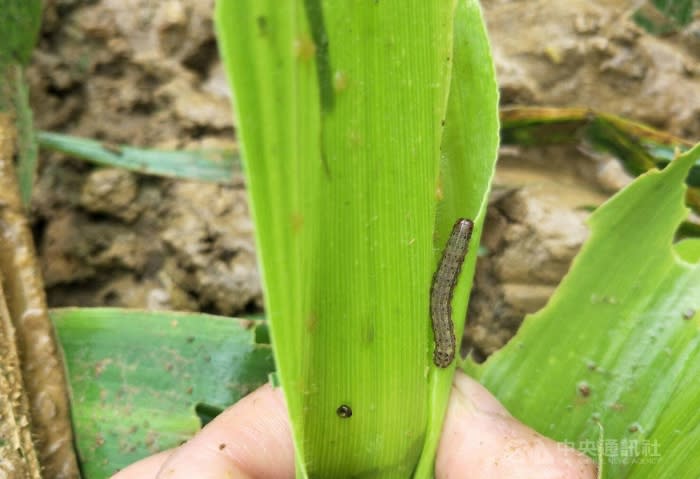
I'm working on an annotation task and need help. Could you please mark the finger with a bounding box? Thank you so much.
[111,450,174,479]
[154,383,294,479]
[436,372,598,479]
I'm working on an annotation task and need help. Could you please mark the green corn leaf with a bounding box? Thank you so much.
[216,0,497,476]
[415,0,499,475]
[52,308,274,478]
[466,143,700,478]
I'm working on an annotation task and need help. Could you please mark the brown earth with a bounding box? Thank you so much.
[27,1,699,358]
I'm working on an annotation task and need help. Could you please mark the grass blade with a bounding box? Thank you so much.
[14,68,38,206]
[37,131,240,183]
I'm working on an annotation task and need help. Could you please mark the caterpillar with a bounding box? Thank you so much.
[431,218,474,368]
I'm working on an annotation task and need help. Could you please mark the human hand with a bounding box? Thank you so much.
[112,372,596,478]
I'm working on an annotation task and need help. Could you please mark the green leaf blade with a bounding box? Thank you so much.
[467,144,700,477]
[416,0,500,475]
[37,131,239,183]
[217,1,464,476]
[0,0,42,70]
[52,308,274,478]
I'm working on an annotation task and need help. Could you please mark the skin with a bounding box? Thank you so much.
[112,372,597,479]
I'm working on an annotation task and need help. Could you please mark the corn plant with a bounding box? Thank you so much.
[215,1,699,478]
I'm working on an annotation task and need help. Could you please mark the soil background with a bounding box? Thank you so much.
[28,0,700,358]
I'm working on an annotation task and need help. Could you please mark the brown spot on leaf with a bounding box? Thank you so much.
[577,381,591,397]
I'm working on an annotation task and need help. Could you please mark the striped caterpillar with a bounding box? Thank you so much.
[431,218,474,367]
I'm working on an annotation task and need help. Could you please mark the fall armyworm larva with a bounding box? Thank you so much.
[431,218,474,368]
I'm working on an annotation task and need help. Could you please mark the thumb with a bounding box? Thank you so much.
[436,372,598,479]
